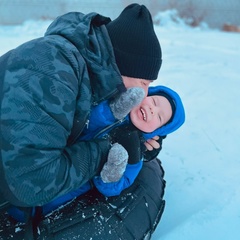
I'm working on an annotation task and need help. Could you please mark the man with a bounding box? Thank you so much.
[0,3,165,239]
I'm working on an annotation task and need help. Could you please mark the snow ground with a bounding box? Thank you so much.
[0,11,239,240]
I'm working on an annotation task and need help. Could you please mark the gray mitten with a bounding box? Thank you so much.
[100,143,128,183]
[110,87,145,120]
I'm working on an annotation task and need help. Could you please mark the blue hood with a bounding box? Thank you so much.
[142,85,185,140]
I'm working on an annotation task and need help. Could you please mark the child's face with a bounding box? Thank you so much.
[130,95,173,133]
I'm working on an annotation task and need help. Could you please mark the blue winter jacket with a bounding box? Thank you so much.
[88,85,186,196]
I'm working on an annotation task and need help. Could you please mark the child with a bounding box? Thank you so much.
[88,85,185,196]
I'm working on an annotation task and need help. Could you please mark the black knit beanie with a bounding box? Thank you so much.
[106,3,162,80]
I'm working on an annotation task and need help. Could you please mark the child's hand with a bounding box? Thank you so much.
[144,136,161,151]
[110,87,145,120]
[143,135,166,161]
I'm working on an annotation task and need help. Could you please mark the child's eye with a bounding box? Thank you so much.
[142,81,147,86]
[152,97,156,106]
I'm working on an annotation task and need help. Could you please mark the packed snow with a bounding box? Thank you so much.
[0,10,239,240]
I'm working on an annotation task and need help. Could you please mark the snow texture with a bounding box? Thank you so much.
[0,9,239,240]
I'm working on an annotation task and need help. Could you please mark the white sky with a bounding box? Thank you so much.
[0,10,239,240]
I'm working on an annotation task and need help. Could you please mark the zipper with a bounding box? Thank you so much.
[93,118,127,139]
[85,119,89,129]
[67,114,89,145]
[67,84,125,145]
[93,82,126,107]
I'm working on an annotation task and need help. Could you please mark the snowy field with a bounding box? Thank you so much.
[0,11,239,240]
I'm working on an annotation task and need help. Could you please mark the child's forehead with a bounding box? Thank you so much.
[148,94,168,101]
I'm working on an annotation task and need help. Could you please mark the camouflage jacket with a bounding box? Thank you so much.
[0,12,125,207]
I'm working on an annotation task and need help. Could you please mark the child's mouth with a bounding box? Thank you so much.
[140,108,146,121]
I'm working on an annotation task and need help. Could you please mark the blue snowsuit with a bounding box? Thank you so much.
[8,85,185,221]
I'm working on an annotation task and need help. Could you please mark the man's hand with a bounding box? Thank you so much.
[109,125,145,164]
[144,136,161,151]
[110,87,145,120]
[100,143,128,183]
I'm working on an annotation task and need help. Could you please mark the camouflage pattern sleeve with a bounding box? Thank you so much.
[0,35,110,207]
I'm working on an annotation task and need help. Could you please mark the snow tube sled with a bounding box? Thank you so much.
[0,158,165,240]
[37,158,166,240]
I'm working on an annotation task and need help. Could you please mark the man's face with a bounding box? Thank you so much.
[122,76,153,97]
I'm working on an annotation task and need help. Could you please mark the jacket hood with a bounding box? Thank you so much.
[45,12,125,102]
[44,12,112,63]
[142,85,185,140]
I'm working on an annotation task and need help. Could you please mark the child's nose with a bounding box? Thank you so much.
[148,107,154,120]
[150,105,156,115]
